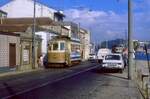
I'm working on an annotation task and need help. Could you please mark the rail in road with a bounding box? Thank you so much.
[2,61,100,99]
[3,65,142,99]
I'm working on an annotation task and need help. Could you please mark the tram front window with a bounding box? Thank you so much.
[53,43,58,50]
[60,42,65,50]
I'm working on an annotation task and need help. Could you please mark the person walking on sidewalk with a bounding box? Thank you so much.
[38,55,43,68]
[123,48,128,68]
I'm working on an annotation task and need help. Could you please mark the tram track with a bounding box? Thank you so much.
[2,63,100,99]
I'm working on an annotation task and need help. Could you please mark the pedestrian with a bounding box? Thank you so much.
[123,48,128,68]
[38,55,43,68]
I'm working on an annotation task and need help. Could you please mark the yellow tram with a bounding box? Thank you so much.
[46,36,81,67]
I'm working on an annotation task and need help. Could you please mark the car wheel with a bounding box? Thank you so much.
[119,69,123,73]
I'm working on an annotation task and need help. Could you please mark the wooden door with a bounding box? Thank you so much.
[9,43,16,67]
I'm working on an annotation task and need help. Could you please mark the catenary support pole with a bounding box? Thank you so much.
[128,0,134,80]
[32,0,36,69]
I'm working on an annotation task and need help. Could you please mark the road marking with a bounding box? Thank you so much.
[2,64,100,99]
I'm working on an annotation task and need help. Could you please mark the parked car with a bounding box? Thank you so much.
[102,53,124,73]
[88,53,97,62]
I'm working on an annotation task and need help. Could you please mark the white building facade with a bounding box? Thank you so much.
[0,0,65,57]
[0,0,57,19]
[35,31,58,55]
[79,29,90,60]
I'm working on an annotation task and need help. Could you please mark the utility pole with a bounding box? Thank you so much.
[32,0,36,69]
[125,29,128,48]
[78,22,80,39]
[128,0,134,80]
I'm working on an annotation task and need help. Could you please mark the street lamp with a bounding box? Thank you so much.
[32,0,36,69]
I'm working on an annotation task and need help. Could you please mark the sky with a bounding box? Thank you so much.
[0,0,149,42]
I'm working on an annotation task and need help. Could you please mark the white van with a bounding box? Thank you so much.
[97,48,111,63]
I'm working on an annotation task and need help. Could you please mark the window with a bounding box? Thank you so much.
[71,44,80,52]
[105,55,120,60]
[53,43,58,50]
[49,46,51,50]
[23,47,30,65]
[60,42,65,50]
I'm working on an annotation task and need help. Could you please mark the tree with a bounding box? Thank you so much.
[133,41,139,51]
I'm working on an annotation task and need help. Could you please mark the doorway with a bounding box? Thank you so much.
[9,43,16,67]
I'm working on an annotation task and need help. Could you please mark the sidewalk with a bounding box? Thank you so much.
[91,73,143,99]
[134,60,150,99]
[0,67,16,74]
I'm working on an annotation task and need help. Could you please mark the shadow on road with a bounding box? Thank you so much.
[93,68,121,73]
[3,82,20,99]
[92,68,128,80]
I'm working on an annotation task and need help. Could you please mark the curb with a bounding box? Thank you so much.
[0,69,42,78]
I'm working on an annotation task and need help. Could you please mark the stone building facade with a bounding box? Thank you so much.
[0,32,20,68]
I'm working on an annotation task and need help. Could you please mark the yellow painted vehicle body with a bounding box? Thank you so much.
[46,36,81,67]
[48,52,66,63]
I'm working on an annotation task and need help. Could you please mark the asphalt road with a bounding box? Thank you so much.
[0,61,98,99]
[4,67,142,99]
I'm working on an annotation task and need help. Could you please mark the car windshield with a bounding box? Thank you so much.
[105,55,120,60]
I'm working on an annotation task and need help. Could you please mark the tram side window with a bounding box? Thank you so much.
[53,43,59,50]
[60,42,65,50]
[49,46,51,50]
